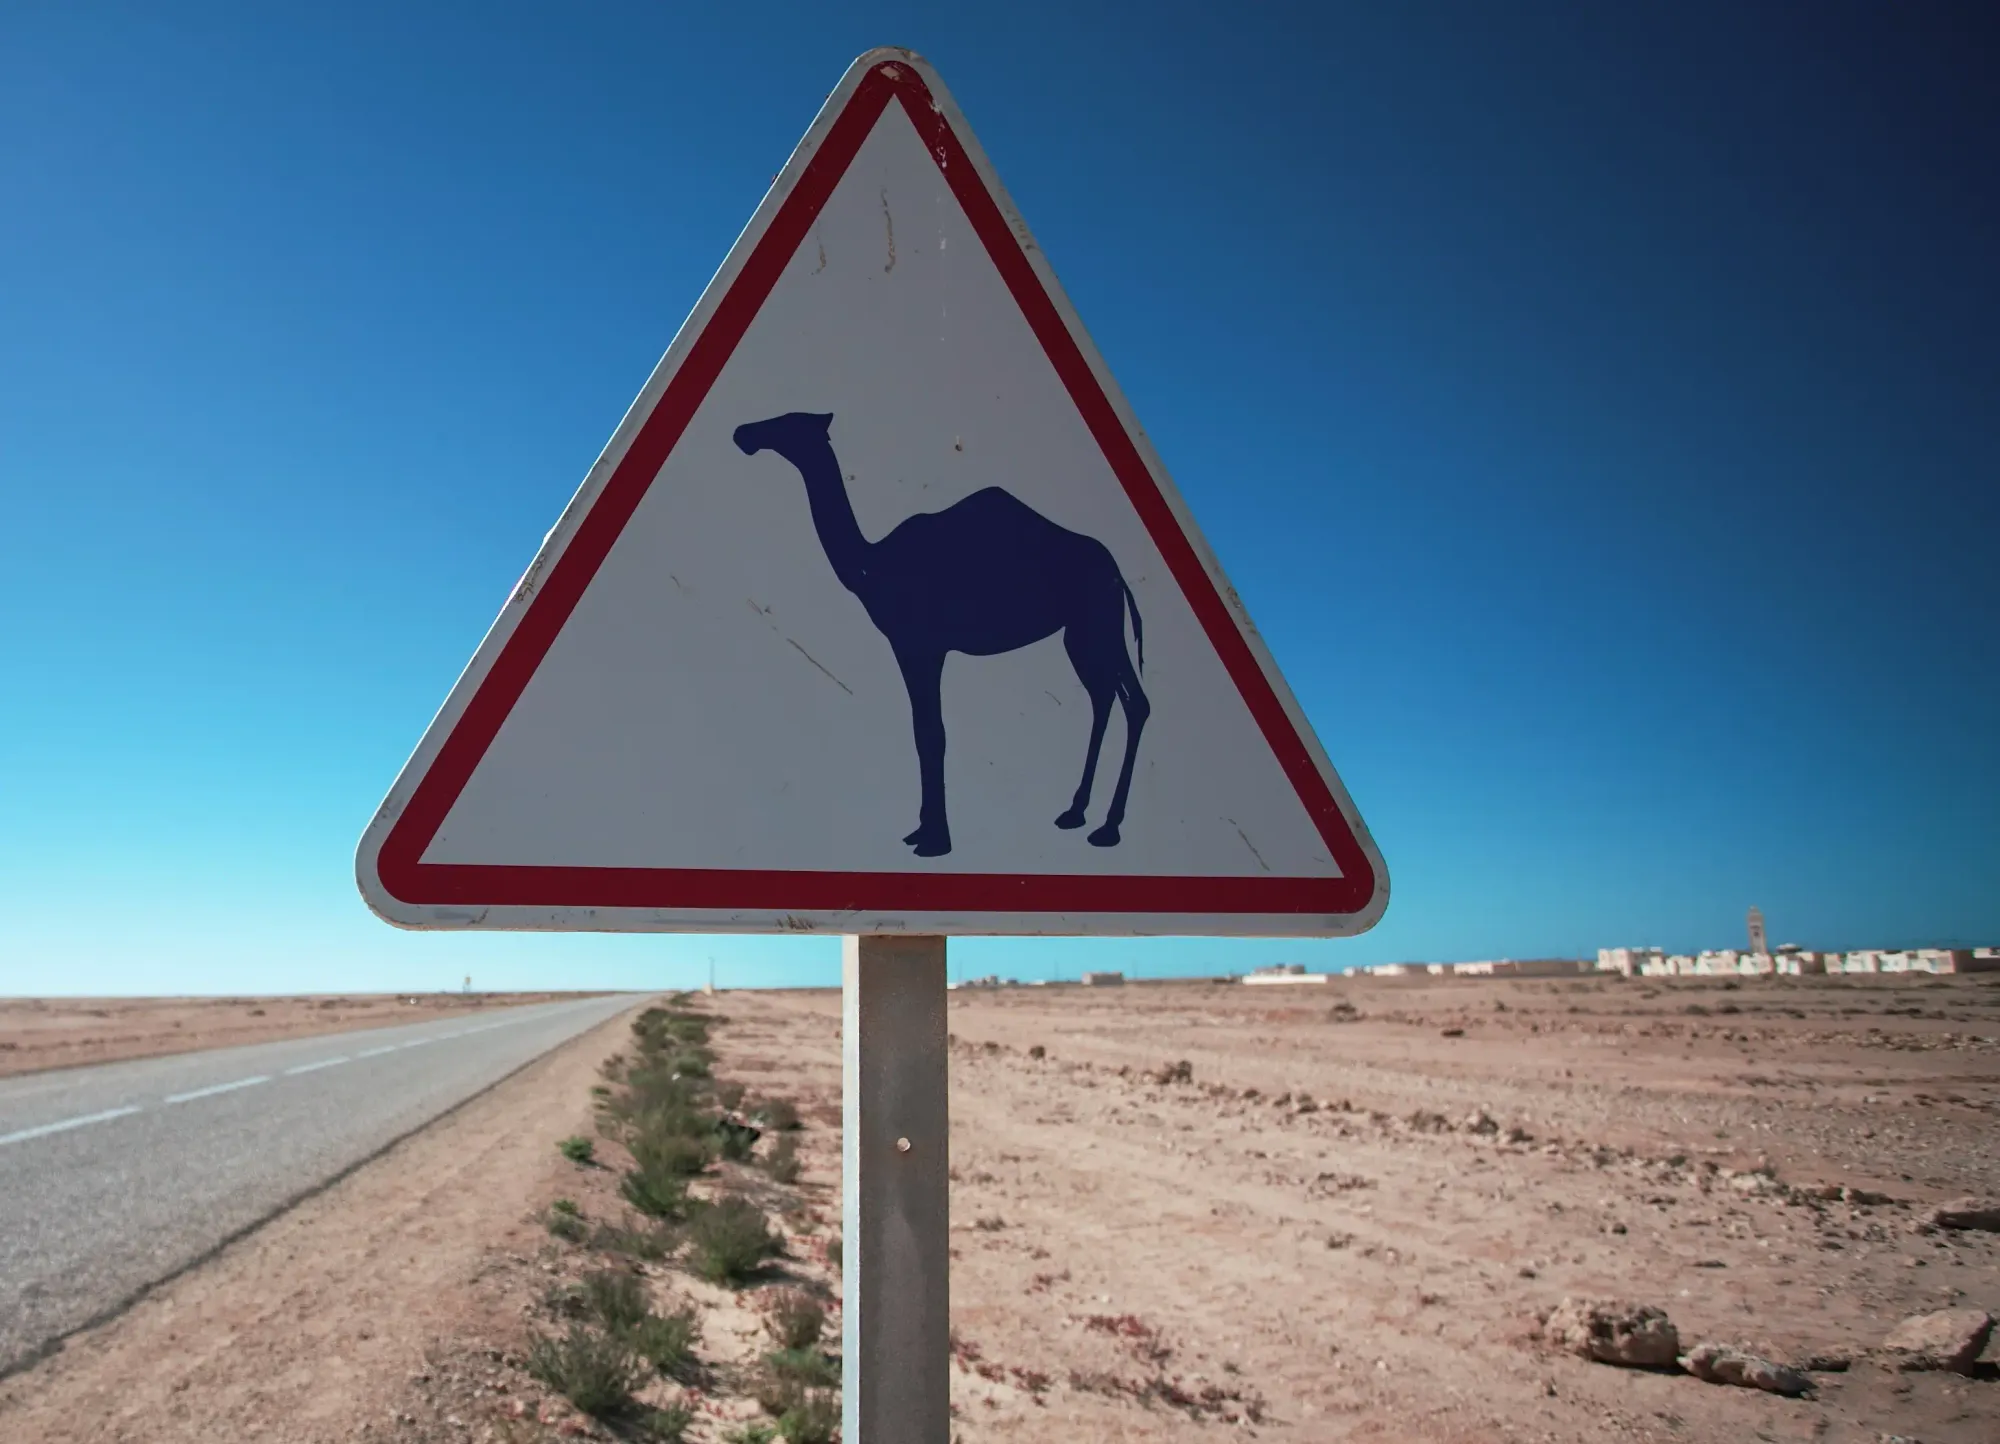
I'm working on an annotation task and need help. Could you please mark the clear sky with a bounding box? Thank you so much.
[3,3,1995,996]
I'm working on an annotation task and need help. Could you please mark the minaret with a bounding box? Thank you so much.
[1747,907,1768,956]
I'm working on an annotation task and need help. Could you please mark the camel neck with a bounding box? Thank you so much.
[789,444,872,593]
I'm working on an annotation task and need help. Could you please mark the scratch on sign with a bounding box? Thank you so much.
[787,638,854,695]
[1227,819,1272,873]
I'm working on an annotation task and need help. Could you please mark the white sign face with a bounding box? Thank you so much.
[356,49,1387,937]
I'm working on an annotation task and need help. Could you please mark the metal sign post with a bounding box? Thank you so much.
[842,936,949,1441]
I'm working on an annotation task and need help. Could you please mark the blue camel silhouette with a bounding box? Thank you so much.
[732,412,1149,858]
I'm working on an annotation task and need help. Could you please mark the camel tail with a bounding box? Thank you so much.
[1122,578,1144,674]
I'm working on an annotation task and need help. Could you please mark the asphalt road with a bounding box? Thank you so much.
[0,993,643,1374]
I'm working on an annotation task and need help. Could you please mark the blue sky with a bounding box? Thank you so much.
[3,3,1994,995]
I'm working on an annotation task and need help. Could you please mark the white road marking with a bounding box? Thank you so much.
[0,1002,621,1151]
[164,1075,269,1104]
[0,1105,144,1148]
[283,1056,350,1076]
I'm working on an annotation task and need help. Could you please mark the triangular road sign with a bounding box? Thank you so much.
[357,49,1387,938]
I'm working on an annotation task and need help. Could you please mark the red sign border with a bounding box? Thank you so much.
[375,60,1377,920]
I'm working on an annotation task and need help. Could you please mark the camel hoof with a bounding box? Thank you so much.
[907,828,952,857]
[1086,823,1122,848]
[1054,809,1087,830]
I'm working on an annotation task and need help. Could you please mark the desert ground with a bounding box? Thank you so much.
[2,971,1995,1443]
[0,993,603,1079]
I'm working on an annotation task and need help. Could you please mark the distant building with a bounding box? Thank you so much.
[1771,945,1827,975]
[1080,971,1125,987]
[1500,959,1589,977]
[1876,949,1976,975]
[1243,964,1327,985]
[1385,958,1594,978]
[1598,947,1664,977]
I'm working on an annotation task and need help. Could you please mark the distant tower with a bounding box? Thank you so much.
[1747,907,1768,956]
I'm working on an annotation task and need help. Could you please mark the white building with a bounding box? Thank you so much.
[1440,959,1590,978]
[1598,947,1665,977]
[1879,949,1976,974]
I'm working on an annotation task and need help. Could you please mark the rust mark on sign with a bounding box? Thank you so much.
[881,187,896,273]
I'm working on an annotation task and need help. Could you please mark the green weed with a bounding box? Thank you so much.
[762,1289,825,1351]
[778,1391,839,1444]
[581,1268,650,1333]
[763,1133,802,1184]
[620,1163,691,1221]
[526,1324,642,1419]
[591,1218,677,1261]
[630,1305,701,1380]
[687,1196,780,1285]
[755,1098,802,1131]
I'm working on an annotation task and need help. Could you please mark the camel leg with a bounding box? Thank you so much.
[896,648,951,857]
[1088,663,1149,849]
[1056,634,1114,830]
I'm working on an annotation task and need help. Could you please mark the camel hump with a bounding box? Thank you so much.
[954,486,1088,540]
[879,485,1117,587]
[961,485,1041,516]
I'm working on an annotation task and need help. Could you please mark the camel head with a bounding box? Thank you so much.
[732,412,834,458]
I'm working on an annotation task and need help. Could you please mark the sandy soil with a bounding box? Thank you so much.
[912,972,2000,1443]
[0,993,605,1079]
[4,972,1996,1444]
[698,972,1999,1444]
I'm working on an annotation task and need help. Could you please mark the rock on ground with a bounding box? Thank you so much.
[1878,1309,1994,1375]
[1918,1196,2000,1232]
[1544,1298,1680,1368]
[1680,1342,1813,1396]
